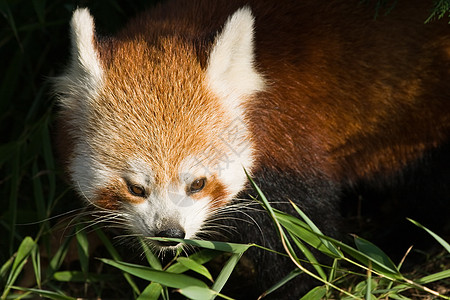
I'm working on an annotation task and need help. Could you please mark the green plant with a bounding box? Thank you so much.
[2,1,450,299]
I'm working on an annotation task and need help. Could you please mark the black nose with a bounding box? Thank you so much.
[156,227,185,247]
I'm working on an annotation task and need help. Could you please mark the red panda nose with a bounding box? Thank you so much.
[156,227,185,247]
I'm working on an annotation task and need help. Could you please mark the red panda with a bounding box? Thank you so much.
[54,0,450,297]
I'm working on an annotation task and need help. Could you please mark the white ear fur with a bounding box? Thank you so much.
[206,7,264,110]
[70,8,103,82]
[55,8,103,109]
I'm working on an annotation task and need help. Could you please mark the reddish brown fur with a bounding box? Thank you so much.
[247,1,450,182]
[104,0,450,187]
[59,0,450,209]
[91,40,236,179]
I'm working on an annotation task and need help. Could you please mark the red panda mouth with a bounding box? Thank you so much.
[154,227,186,247]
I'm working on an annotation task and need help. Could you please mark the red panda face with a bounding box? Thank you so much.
[55,8,264,247]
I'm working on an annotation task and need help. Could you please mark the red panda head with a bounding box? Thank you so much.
[54,7,264,246]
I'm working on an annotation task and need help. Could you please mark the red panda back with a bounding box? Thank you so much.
[247,1,450,182]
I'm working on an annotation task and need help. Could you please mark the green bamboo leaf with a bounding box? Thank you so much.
[365,270,373,300]
[10,286,76,300]
[137,282,163,300]
[53,271,115,282]
[244,170,277,222]
[333,237,401,279]
[31,244,41,288]
[177,285,218,300]
[383,293,411,300]
[177,257,213,282]
[167,249,221,273]
[147,237,252,253]
[96,228,140,294]
[302,232,402,279]
[100,258,209,290]
[353,235,398,275]
[328,258,339,282]
[416,269,450,284]
[289,200,342,257]
[0,256,14,280]
[7,149,20,255]
[139,238,162,270]
[53,271,88,282]
[32,161,46,221]
[300,285,327,300]
[75,226,89,275]
[408,218,450,254]
[3,237,36,297]
[289,233,326,280]
[47,235,72,276]
[260,268,303,299]
[40,119,56,207]
[211,253,242,299]
[274,210,342,258]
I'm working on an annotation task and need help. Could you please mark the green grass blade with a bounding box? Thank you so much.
[41,118,56,208]
[328,258,338,283]
[353,235,398,275]
[75,226,89,275]
[31,243,41,288]
[95,228,140,295]
[323,235,401,279]
[210,252,243,299]
[300,285,327,300]
[416,269,450,285]
[10,286,76,300]
[0,256,14,281]
[384,293,412,300]
[289,233,326,280]
[408,218,450,253]
[137,283,163,300]
[177,285,219,300]
[100,258,210,290]
[46,234,72,277]
[177,257,213,282]
[53,270,115,282]
[366,265,372,300]
[139,238,162,270]
[7,148,20,255]
[289,200,342,257]
[3,237,36,298]
[167,249,221,273]
[275,210,341,258]
[260,268,303,299]
[147,237,252,253]
[32,161,46,223]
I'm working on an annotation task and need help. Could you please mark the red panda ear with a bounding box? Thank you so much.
[206,7,265,109]
[54,8,104,110]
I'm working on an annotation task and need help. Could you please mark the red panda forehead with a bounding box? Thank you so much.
[86,38,235,181]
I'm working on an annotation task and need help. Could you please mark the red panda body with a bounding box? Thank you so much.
[55,0,450,298]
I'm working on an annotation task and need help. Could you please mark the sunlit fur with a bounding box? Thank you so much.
[55,5,260,245]
[55,1,450,297]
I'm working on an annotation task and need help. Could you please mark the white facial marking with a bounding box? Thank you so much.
[122,158,210,241]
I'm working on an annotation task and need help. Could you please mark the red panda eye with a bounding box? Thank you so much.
[189,178,206,193]
[128,184,146,197]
